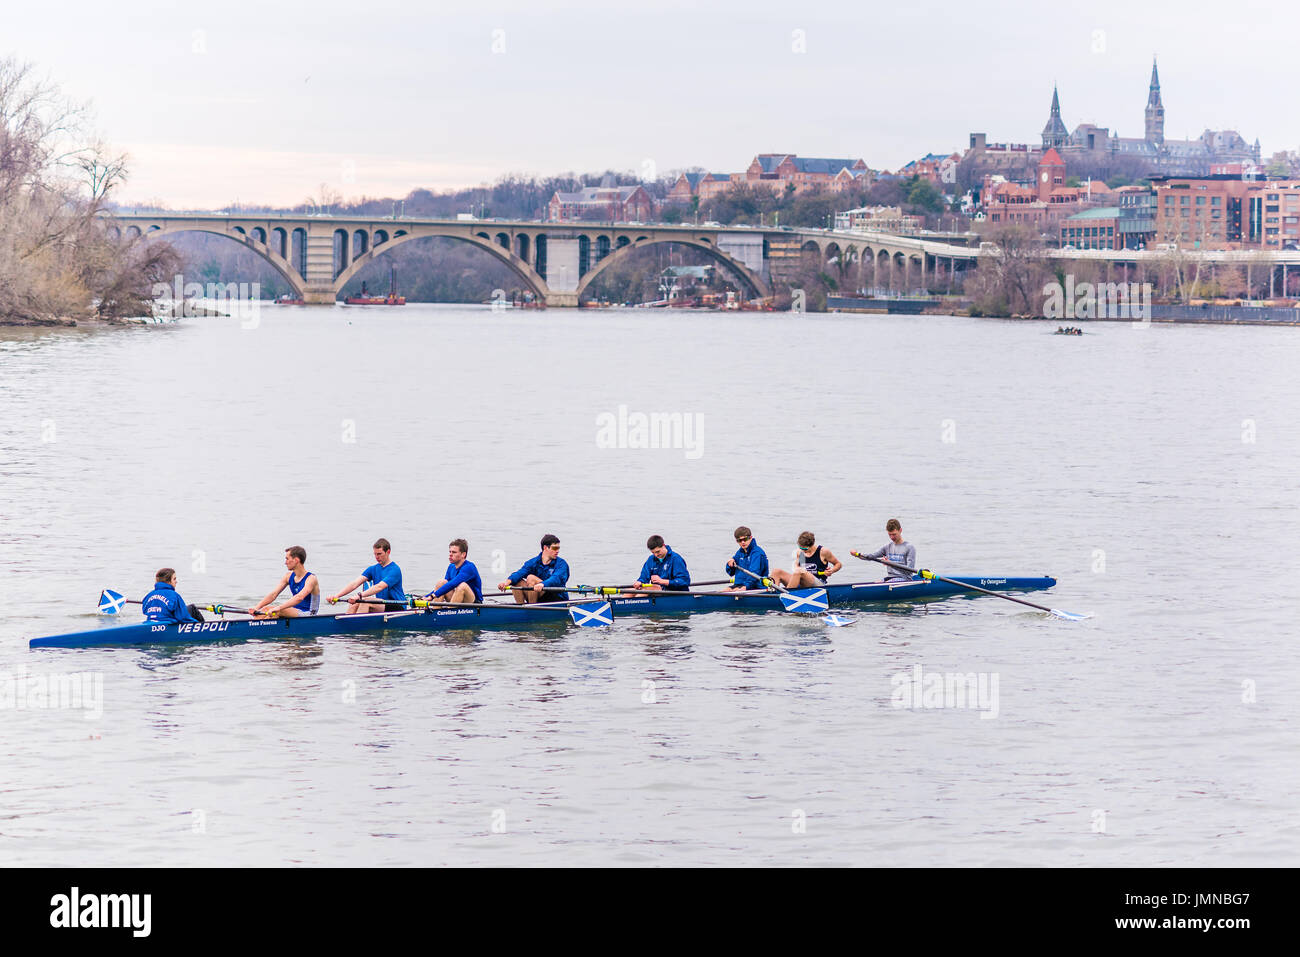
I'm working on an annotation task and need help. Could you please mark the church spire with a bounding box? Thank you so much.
[1145,57,1165,146]
[1042,84,1068,149]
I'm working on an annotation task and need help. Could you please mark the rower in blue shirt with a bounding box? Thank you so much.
[328,538,404,614]
[725,525,771,591]
[141,568,198,623]
[497,533,569,602]
[636,535,691,591]
[428,538,483,603]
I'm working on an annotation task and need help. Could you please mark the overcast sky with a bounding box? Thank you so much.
[9,0,1286,208]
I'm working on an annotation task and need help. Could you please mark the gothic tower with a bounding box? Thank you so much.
[1145,58,1165,146]
[1042,86,1068,149]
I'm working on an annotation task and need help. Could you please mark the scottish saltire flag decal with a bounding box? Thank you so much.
[98,589,127,615]
[822,614,856,627]
[569,601,613,627]
[778,588,828,613]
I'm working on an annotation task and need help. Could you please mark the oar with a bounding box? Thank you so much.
[98,589,251,617]
[848,552,1089,621]
[337,594,616,628]
[570,579,733,596]
[731,565,829,613]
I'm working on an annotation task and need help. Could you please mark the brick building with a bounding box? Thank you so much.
[1149,176,1300,250]
[1151,176,1257,248]
[666,172,731,205]
[742,154,869,193]
[983,148,1111,226]
[548,184,656,223]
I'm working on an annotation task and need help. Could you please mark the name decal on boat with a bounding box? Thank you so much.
[979,579,1007,586]
[176,622,230,633]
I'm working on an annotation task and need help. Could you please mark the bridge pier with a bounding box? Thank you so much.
[545,291,579,308]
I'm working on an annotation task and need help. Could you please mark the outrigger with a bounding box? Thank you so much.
[28,574,1073,648]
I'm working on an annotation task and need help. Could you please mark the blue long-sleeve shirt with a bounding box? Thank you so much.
[431,560,483,601]
[141,581,196,623]
[508,553,570,598]
[638,547,691,591]
[726,541,770,589]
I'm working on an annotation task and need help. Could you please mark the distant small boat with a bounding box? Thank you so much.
[345,266,406,305]
[274,295,305,306]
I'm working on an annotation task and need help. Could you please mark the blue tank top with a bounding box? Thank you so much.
[287,571,318,613]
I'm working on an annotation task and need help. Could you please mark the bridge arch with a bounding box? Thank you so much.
[121,221,308,298]
[574,236,771,301]
[331,227,549,300]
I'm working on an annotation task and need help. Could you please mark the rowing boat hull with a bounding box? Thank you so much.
[28,576,1056,648]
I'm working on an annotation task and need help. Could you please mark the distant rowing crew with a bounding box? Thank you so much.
[137,520,923,624]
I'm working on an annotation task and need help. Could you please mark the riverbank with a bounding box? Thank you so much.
[0,315,79,327]
[826,295,1300,326]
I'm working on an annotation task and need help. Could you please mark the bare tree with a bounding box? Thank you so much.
[0,55,176,324]
[967,225,1053,316]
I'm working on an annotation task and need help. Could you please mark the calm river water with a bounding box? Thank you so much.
[1,305,1297,866]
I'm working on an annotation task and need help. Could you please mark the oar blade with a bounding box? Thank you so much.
[98,589,127,615]
[1050,608,1091,622]
[778,588,829,613]
[569,600,613,628]
[821,613,856,627]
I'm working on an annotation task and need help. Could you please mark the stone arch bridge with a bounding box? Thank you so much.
[109,212,995,306]
[111,212,1300,306]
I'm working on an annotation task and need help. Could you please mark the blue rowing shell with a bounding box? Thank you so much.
[28,576,1056,648]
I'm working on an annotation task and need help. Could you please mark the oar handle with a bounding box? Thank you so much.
[849,552,1056,614]
[731,565,780,589]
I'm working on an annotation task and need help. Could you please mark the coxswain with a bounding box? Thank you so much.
[327,538,404,614]
[725,526,770,591]
[249,545,319,617]
[141,568,200,623]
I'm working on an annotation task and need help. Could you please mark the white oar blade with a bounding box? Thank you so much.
[1050,608,1091,622]
[821,614,856,627]
[779,588,828,613]
[98,589,127,615]
[569,601,613,628]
